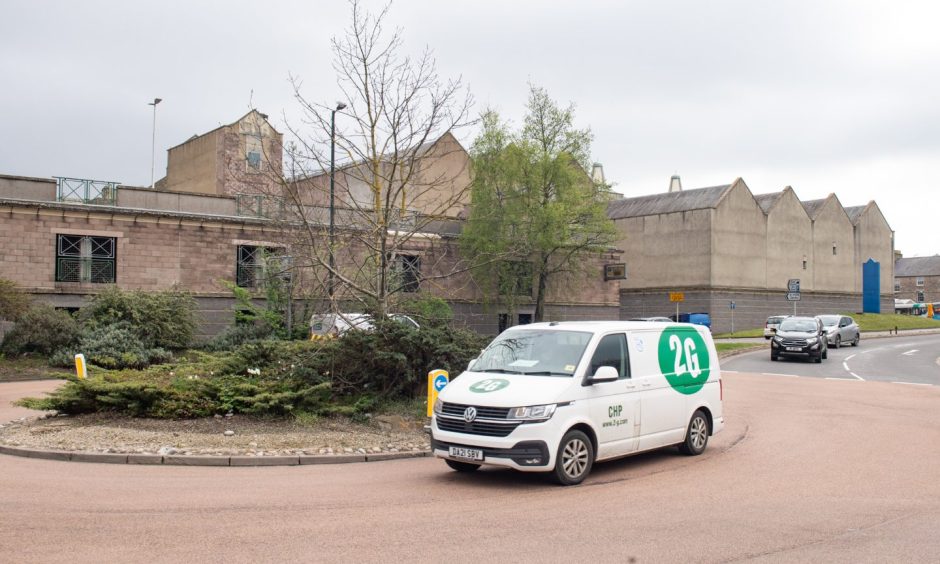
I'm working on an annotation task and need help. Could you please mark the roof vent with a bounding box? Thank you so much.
[591,163,605,185]
[669,174,682,193]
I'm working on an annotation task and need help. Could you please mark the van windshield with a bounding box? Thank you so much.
[473,329,592,377]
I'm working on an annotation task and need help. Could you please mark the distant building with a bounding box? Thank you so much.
[895,255,940,305]
[610,178,894,332]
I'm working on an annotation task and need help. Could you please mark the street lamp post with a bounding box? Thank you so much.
[328,102,346,309]
[148,98,162,189]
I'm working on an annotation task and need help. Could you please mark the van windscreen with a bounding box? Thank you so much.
[473,330,592,377]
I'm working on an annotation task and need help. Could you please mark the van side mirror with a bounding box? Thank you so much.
[467,358,478,371]
[590,366,619,383]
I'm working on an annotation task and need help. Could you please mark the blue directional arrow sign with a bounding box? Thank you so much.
[434,374,448,392]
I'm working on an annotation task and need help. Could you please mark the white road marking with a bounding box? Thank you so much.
[892,382,933,386]
[902,350,919,356]
[722,370,740,374]
[842,362,850,371]
[761,373,799,378]
[849,372,864,381]
[845,354,856,361]
[826,377,861,381]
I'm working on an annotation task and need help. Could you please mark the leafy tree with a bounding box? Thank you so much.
[0,278,30,321]
[462,86,618,321]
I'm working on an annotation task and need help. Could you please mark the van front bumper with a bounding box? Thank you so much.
[431,436,551,470]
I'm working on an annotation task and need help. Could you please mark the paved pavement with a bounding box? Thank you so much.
[0,379,61,422]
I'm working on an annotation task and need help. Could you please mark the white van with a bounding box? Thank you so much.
[431,321,724,485]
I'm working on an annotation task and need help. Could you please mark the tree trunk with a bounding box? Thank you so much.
[534,255,550,322]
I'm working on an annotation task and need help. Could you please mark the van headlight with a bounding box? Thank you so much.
[433,397,443,415]
[510,404,557,421]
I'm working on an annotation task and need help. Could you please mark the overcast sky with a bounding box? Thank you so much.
[2,0,938,256]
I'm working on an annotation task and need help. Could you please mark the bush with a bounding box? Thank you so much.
[0,278,31,321]
[398,296,454,328]
[51,322,174,370]
[1,304,79,356]
[201,323,277,352]
[80,287,197,350]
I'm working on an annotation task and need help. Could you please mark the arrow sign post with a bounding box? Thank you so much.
[427,369,449,417]
[786,279,801,315]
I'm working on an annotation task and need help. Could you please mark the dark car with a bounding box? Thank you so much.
[770,316,828,363]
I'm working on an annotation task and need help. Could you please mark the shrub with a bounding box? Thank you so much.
[52,322,175,370]
[80,287,197,350]
[201,323,277,352]
[0,278,31,321]
[1,304,79,356]
[398,295,454,328]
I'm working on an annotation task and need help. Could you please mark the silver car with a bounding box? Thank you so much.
[816,315,860,348]
[763,315,788,339]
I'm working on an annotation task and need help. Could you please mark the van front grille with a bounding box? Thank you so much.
[441,402,511,420]
[436,417,522,438]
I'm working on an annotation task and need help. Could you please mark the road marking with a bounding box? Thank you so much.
[723,370,740,374]
[902,350,918,356]
[845,354,856,361]
[849,372,864,381]
[761,373,799,378]
[842,362,850,371]
[826,377,862,381]
[892,381,933,386]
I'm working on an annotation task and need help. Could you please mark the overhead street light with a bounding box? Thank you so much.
[328,101,346,309]
[148,97,162,189]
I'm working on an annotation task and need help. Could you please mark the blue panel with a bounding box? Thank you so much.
[862,259,880,313]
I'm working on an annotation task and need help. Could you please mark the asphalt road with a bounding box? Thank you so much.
[3,373,940,562]
[724,333,940,385]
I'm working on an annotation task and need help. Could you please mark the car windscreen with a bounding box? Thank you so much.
[768,317,785,324]
[472,329,592,377]
[817,315,840,327]
[779,319,818,332]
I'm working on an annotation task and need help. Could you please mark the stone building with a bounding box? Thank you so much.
[610,178,894,333]
[895,256,940,305]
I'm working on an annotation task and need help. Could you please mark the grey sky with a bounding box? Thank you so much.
[2,0,938,255]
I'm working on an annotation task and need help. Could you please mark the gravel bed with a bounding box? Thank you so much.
[0,413,431,457]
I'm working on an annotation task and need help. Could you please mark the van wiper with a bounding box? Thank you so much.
[522,370,570,376]
[480,368,523,374]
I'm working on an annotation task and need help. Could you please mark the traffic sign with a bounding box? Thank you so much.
[786,292,801,301]
[427,369,449,417]
[669,292,684,302]
[729,301,736,310]
[787,279,800,293]
[434,374,448,392]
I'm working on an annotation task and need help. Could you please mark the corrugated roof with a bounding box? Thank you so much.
[607,184,732,219]
[896,256,940,277]
[754,191,783,213]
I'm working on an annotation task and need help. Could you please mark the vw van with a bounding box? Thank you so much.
[431,321,724,485]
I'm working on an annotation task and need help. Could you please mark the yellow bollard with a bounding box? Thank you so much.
[427,369,449,417]
[74,354,87,380]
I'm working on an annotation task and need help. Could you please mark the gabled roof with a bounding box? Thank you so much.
[896,256,940,277]
[844,205,866,223]
[167,109,279,152]
[801,198,827,219]
[754,191,784,213]
[607,184,732,220]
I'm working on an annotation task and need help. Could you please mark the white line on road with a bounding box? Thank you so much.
[826,377,862,381]
[845,354,856,361]
[892,381,933,386]
[902,350,919,356]
[761,373,799,378]
[722,370,740,374]
[843,362,850,371]
[850,372,864,381]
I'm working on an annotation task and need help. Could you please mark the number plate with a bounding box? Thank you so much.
[786,346,802,352]
[448,446,484,461]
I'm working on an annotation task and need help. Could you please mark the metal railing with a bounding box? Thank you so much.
[236,194,286,219]
[55,258,115,283]
[55,177,119,205]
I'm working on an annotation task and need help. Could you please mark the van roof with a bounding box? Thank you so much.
[507,321,699,333]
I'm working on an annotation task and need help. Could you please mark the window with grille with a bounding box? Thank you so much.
[916,277,924,287]
[917,290,925,302]
[236,245,282,288]
[894,279,900,292]
[55,235,116,283]
[394,254,421,293]
[246,135,263,171]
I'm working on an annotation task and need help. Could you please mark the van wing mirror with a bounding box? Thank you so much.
[467,358,478,371]
[590,366,619,383]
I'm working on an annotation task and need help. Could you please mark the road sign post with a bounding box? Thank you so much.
[427,369,449,417]
[730,301,735,334]
[669,292,684,321]
[786,279,801,315]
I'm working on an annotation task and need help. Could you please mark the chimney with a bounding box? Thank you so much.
[591,163,605,185]
[668,174,682,193]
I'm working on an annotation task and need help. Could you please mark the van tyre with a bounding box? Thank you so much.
[553,430,594,486]
[679,410,709,456]
[445,459,481,473]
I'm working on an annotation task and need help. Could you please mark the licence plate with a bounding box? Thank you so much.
[448,446,484,461]
[786,347,802,352]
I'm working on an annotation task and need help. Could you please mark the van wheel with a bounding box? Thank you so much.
[679,410,709,456]
[553,430,594,486]
[445,459,480,472]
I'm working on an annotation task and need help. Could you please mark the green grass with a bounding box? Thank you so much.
[716,342,764,355]
[849,313,940,332]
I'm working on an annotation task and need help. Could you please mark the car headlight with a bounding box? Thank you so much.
[433,397,443,415]
[773,336,783,343]
[806,337,818,344]
[510,404,557,421]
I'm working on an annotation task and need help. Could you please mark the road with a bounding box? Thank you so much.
[724,333,940,385]
[3,368,940,563]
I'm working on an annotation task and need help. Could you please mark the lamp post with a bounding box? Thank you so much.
[148,98,162,189]
[328,102,346,309]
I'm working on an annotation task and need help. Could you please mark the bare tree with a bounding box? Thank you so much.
[267,0,475,318]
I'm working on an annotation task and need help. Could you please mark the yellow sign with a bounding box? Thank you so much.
[427,369,449,417]
[74,353,87,380]
[669,292,685,302]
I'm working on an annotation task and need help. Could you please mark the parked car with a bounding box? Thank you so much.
[763,315,788,339]
[310,312,419,338]
[770,316,828,363]
[628,317,674,322]
[816,315,860,348]
[669,312,712,330]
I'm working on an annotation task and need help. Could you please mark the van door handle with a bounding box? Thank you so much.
[641,381,651,387]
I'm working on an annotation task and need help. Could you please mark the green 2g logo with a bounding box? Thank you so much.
[470,378,510,393]
[657,328,710,395]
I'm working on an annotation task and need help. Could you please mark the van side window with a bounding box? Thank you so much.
[589,334,630,379]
